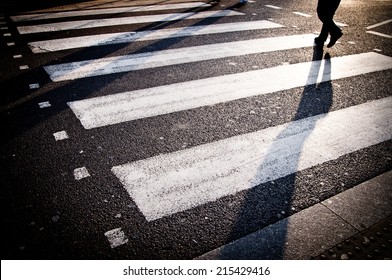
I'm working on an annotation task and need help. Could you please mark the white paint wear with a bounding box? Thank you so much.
[29,20,283,53]
[67,52,392,129]
[17,10,244,34]
[45,34,316,81]
[112,97,392,221]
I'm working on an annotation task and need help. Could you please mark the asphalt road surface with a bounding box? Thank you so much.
[1,0,391,260]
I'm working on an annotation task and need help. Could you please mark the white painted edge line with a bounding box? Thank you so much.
[45,34,316,82]
[17,10,244,34]
[366,31,392,39]
[11,2,211,22]
[112,96,392,221]
[67,52,392,129]
[29,20,284,53]
[366,19,392,30]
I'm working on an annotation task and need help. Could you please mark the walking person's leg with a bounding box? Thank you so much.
[315,0,342,47]
[326,0,342,47]
[315,0,329,46]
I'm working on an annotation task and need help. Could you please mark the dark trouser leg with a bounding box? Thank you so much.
[316,0,341,43]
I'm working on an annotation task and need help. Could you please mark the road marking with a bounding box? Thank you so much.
[112,96,392,221]
[104,228,128,249]
[17,10,244,34]
[366,19,392,29]
[11,2,211,22]
[53,131,69,141]
[265,5,282,10]
[73,167,90,180]
[38,101,51,108]
[45,33,316,81]
[366,30,392,39]
[29,20,284,53]
[29,83,40,89]
[335,21,348,27]
[293,12,312,17]
[68,52,392,129]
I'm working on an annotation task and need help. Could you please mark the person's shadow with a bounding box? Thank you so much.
[219,46,334,259]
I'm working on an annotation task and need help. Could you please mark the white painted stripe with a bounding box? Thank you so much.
[17,10,244,34]
[68,52,392,129]
[112,97,392,221]
[366,31,392,39]
[293,12,312,17]
[29,83,40,89]
[29,20,284,53]
[73,167,90,180]
[335,21,348,27]
[11,2,211,22]
[366,19,392,29]
[104,228,128,249]
[53,131,69,141]
[45,33,316,81]
[265,5,282,10]
[38,101,51,108]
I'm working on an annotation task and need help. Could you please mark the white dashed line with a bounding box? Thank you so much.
[104,228,128,249]
[73,167,90,180]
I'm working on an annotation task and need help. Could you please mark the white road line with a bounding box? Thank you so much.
[17,10,244,34]
[366,19,392,29]
[335,21,348,27]
[53,131,69,141]
[11,2,211,22]
[73,167,90,180]
[29,20,284,53]
[366,30,392,39]
[112,96,392,221]
[38,101,51,108]
[68,52,392,129]
[45,33,316,81]
[293,12,312,17]
[265,5,282,10]
[104,228,128,249]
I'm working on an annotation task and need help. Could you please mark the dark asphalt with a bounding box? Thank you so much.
[1,0,391,261]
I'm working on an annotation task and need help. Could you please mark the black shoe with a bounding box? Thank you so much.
[327,31,343,48]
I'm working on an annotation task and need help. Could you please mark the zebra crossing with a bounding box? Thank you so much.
[10,0,392,229]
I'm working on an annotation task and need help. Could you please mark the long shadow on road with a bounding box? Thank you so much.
[219,47,334,259]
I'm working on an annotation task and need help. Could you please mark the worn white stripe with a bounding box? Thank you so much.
[17,10,244,34]
[265,5,282,10]
[45,33,316,81]
[366,30,392,39]
[293,12,312,17]
[11,2,211,22]
[366,19,392,29]
[68,52,392,129]
[29,20,284,53]
[104,228,128,249]
[112,97,392,221]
